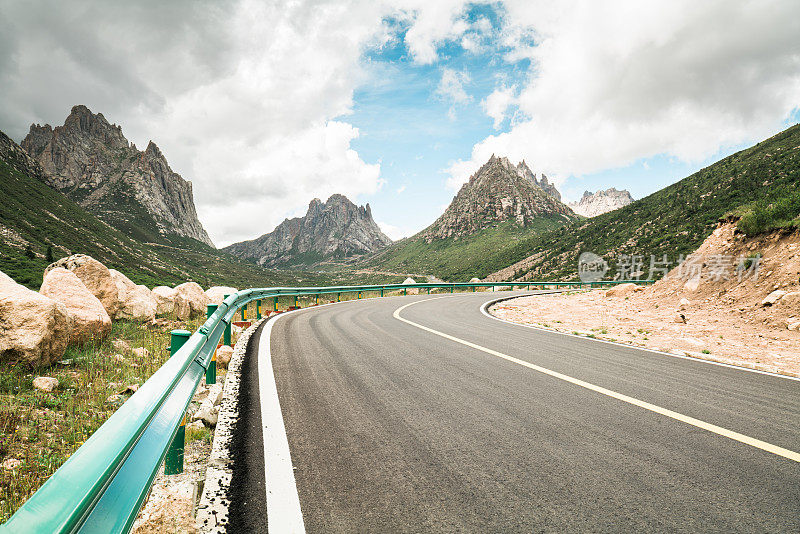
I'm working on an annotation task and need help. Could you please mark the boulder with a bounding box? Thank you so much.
[174,282,210,318]
[133,347,150,358]
[678,298,691,311]
[206,286,237,305]
[192,400,219,427]
[762,290,787,307]
[402,277,416,285]
[151,286,176,316]
[0,270,72,367]
[33,376,59,392]
[45,254,119,318]
[40,267,111,343]
[605,283,638,298]
[469,277,481,283]
[110,270,156,322]
[216,345,234,368]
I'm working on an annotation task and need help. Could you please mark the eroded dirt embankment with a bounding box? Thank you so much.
[491,223,800,377]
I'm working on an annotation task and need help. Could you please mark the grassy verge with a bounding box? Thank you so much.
[0,315,204,522]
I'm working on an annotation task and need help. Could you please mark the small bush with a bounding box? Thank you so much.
[737,189,800,236]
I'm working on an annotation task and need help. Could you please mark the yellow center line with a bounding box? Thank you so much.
[393,298,800,463]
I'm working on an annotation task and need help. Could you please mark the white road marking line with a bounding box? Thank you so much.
[259,312,307,534]
[394,298,800,463]
[479,294,800,381]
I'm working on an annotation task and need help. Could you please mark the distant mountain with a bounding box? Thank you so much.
[21,105,213,247]
[419,156,574,242]
[568,188,633,217]
[224,194,391,267]
[483,123,800,283]
[364,155,579,280]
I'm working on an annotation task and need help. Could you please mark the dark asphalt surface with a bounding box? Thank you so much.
[253,291,799,532]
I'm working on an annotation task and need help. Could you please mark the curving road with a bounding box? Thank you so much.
[228,291,800,533]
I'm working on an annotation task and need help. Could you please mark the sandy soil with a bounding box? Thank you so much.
[490,223,800,377]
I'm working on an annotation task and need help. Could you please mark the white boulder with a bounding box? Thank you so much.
[606,283,638,298]
[0,270,73,367]
[762,290,787,307]
[33,376,59,392]
[40,267,111,343]
[45,254,119,318]
[151,286,176,316]
[174,282,210,318]
[110,270,157,322]
[205,286,237,305]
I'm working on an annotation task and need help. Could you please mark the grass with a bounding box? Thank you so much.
[0,314,205,522]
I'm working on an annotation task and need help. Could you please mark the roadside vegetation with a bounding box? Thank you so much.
[0,315,204,522]
[732,186,800,236]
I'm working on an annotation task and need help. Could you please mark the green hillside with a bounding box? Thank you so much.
[0,149,397,290]
[364,214,571,281]
[485,123,800,282]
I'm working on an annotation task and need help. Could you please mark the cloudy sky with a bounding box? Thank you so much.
[1,0,799,246]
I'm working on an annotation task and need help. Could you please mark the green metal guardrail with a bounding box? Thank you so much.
[2,279,651,533]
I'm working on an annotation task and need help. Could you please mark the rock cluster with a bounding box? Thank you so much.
[223,194,391,267]
[418,156,575,242]
[567,188,634,218]
[1,253,222,367]
[21,105,213,247]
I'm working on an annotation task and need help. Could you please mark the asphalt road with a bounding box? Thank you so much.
[238,291,800,532]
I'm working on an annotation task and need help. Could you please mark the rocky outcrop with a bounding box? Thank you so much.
[205,286,237,305]
[223,194,391,267]
[0,130,51,184]
[21,105,213,247]
[40,267,111,343]
[568,188,633,218]
[110,269,157,322]
[174,282,210,318]
[418,156,575,242]
[1,270,73,367]
[45,254,120,318]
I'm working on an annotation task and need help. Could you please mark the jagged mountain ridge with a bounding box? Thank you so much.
[224,194,391,267]
[21,105,213,247]
[568,187,634,217]
[418,155,574,242]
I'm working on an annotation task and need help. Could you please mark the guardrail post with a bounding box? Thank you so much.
[380,288,384,297]
[256,299,262,319]
[165,329,191,475]
[450,285,454,293]
[206,306,218,385]
[315,294,319,305]
[274,296,278,311]
[337,293,341,302]
[294,295,298,308]
[358,291,362,299]
[403,288,407,296]
[241,305,246,321]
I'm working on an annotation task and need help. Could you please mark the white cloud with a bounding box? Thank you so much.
[447,0,800,188]
[396,0,472,64]
[436,68,471,105]
[377,220,406,240]
[482,85,517,129]
[396,184,407,193]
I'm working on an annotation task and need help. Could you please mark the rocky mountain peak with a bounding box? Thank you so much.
[418,155,575,242]
[20,105,213,247]
[223,194,391,267]
[567,187,633,217]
